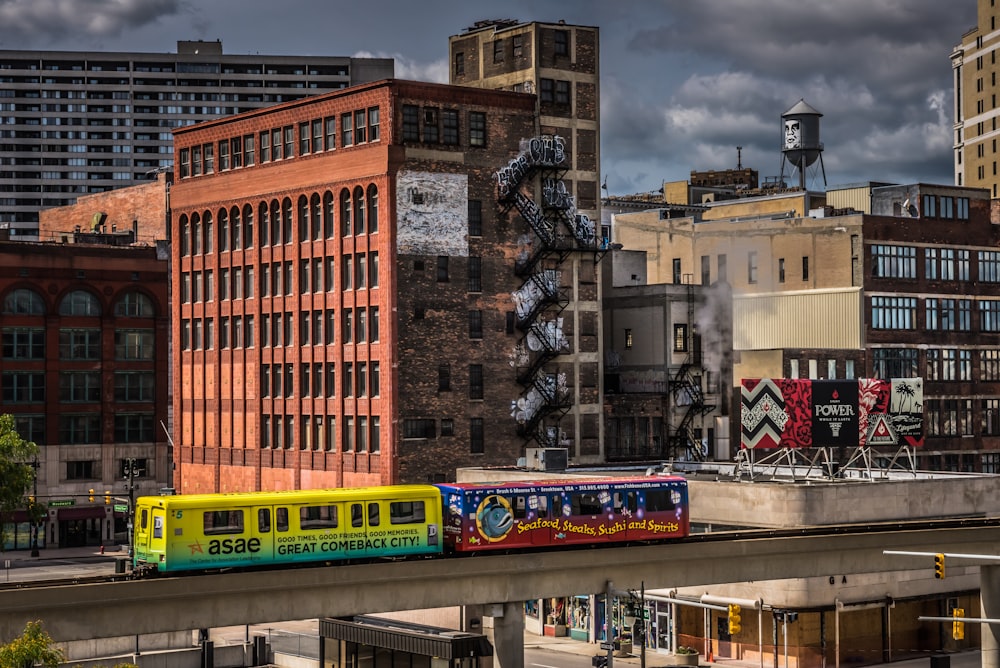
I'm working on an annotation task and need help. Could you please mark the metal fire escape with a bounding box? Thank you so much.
[668,284,716,461]
[497,135,601,450]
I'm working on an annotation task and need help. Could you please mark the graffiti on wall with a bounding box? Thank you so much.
[396,170,468,256]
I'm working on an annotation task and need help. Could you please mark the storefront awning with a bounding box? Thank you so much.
[321,616,493,659]
[57,506,107,521]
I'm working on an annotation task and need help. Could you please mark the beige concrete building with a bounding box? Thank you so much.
[953,0,1000,196]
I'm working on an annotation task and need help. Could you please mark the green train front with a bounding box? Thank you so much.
[133,486,442,573]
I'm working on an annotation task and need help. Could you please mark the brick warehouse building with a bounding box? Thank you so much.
[170,77,603,492]
[0,240,170,548]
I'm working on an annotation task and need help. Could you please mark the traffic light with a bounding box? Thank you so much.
[104,491,111,505]
[934,553,946,579]
[88,488,95,503]
[727,603,742,635]
[952,607,965,640]
[28,495,34,504]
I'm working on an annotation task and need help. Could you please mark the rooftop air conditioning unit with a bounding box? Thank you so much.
[525,447,568,472]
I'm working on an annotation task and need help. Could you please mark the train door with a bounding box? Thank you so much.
[347,501,377,558]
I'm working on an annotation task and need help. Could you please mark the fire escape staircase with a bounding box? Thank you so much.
[668,361,716,461]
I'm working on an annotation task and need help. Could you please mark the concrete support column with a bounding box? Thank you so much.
[462,604,485,634]
[983,565,1000,668]
[490,601,525,668]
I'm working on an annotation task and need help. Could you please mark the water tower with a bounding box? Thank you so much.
[779,99,826,189]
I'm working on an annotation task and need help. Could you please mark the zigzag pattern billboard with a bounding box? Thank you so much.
[740,378,924,449]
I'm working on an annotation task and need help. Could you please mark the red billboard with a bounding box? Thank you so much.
[741,378,923,449]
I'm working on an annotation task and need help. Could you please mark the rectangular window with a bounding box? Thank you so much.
[355,109,367,143]
[469,112,486,147]
[872,348,919,379]
[469,364,483,400]
[554,30,569,56]
[114,371,154,402]
[368,107,380,142]
[115,329,154,360]
[2,328,44,359]
[871,244,917,278]
[469,310,483,339]
[493,39,504,63]
[468,256,482,292]
[341,112,353,146]
[59,371,100,402]
[443,110,459,145]
[983,350,1000,380]
[747,251,758,284]
[922,194,937,217]
[468,200,482,236]
[2,372,45,403]
[470,418,484,454]
[802,256,810,280]
[402,418,436,439]
[422,107,439,143]
[402,105,419,142]
[673,324,688,352]
[114,413,154,442]
[982,300,1000,332]
[437,256,449,282]
[871,297,916,330]
[454,51,465,77]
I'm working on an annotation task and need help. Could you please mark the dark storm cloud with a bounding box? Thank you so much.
[610,0,974,189]
[0,0,187,46]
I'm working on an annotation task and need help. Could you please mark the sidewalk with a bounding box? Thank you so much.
[524,631,982,667]
[2,544,123,563]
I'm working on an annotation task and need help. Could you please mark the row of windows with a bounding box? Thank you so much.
[3,288,154,317]
[870,245,1000,281]
[2,328,153,361]
[400,106,485,146]
[11,413,154,446]
[260,414,380,453]
[179,306,383,350]
[179,103,491,179]
[57,457,150,482]
[869,297,1000,332]
[261,360,380,399]
[401,417,485,453]
[1,370,155,403]
[924,397,1000,437]
[198,498,422,539]
[871,348,1000,382]
[178,186,380,255]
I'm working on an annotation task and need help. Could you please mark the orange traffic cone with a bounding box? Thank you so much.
[707,647,714,663]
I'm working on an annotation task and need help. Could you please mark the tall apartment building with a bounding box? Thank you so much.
[0,240,170,549]
[170,77,609,492]
[0,40,392,238]
[449,19,605,459]
[953,0,1000,197]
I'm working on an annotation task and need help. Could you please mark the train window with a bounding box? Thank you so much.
[646,489,676,512]
[258,508,271,533]
[300,505,338,530]
[390,501,425,524]
[351,503,364,528]
[140,508,148,530]
[276,507,289,532]
[512,495,527,519]
[571,493,602,516]
[203,510,244,535]
[153,515,163,539]
[628,491,638,513]
[613,492,625,513]
[536,495,548,518]
[368,502,380,526]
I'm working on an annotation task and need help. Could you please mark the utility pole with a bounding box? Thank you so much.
[122,458,142,556]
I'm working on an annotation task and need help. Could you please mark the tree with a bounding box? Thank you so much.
[0,414,39,551]
[0,620,63,668]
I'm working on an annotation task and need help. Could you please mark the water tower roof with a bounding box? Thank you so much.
[784,98,822,117]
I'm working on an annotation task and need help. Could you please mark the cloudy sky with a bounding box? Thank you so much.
[0,0,976,195]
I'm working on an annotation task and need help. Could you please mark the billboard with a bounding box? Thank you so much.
[741,378,923,449]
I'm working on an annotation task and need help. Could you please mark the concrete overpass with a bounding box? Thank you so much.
[3,521,1000,667]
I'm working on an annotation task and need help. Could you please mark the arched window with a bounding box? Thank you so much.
[297,195,309,242]
[231,205,242,250]
[115,291,154,317]
[203,211,213,254]
[218,207,229,252]
[270,200,281,245]
[179,214,190,256]
[323,191,335,239]
[59,290,102,316]
[311,193,322,240]
[259,201,270,247]
[282,198,293,244]
[340,189,352,237]
[243,204,254,248]
[191,212,201,255]
[353,186,365,235]
[3,288,45,315]
[367,184,378,233]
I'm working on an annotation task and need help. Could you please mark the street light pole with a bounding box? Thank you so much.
[29,457,39,557]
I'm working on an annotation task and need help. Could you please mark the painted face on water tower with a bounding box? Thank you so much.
[784,119,801,149]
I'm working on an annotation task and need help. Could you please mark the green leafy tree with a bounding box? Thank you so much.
[0,414,39,551]
[0,620,64,668]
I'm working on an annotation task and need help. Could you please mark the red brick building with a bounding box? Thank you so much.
[0,241,170,548]
[170,79,575,492]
